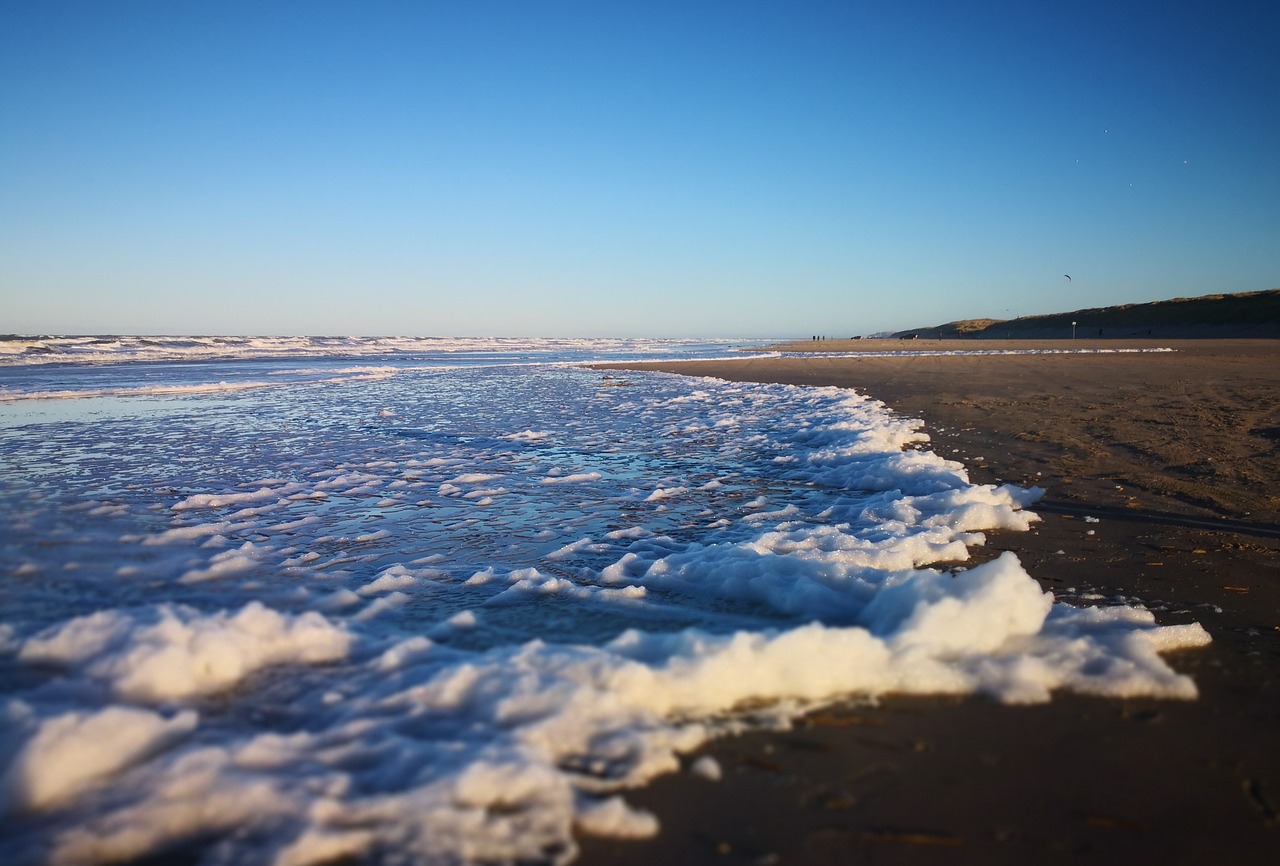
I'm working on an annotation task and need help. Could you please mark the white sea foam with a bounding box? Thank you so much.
[0,370,399,402]
[0,558,1208,863]
[177,542,266,584]
[0,335,758,368]
[16,602,352,701]
[0,350,1208,865]
[542,472,603,484]
[1,704,198,813]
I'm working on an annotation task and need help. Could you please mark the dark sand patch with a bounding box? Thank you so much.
[580,340,1280,865]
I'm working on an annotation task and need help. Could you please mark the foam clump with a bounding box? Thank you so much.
[16,602,352,701]
[863,551,1052,655]
[0,567,1211,866]
[1,704,197,813]
[172,484,300,511]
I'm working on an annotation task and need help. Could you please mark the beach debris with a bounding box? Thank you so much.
[1084,814,1148,831]
[803,711,884,727]
[1223,586,1250,593]
[1243,778,1279,826]
[809,785,860,810]
[856,829,965,847]
[737,755,787,774]
[1122,707,1164,724]
[689,755,722,782]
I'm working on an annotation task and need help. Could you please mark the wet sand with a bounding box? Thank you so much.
[581,339,1280,865]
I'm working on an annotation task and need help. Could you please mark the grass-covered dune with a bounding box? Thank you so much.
[905,289,1280,339]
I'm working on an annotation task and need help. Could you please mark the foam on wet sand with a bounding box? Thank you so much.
[0,343,1213,865]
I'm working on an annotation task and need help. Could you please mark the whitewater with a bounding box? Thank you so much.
[0,337,1209,865]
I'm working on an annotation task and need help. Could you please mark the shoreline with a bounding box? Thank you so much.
[580,339,1280,864]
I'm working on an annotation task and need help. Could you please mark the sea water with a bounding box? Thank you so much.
[0,338,1209,865]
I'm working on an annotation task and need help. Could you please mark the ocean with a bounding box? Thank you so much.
[0,337,1209,865]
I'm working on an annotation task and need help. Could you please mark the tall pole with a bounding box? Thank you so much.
[1072,320,1077,340]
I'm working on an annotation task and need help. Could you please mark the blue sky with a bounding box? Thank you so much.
[2,1,1277,337]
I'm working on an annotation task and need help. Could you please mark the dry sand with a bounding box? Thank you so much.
[580,339,1280,865]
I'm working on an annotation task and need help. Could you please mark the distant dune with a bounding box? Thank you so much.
[898,289,1280,339]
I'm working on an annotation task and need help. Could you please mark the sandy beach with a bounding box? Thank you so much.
[583,339,1280,865]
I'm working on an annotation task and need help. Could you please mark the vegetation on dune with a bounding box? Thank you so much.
[902,289,1280,339]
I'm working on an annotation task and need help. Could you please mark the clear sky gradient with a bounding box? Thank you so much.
[2,1,1277,337]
